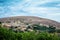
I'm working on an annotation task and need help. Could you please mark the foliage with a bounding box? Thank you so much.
[32,24,48,31]
[0,26,60,40]
[56,29,60,33]
[0,27,22,40]
[48,25,56,33]
[0,22,2,24]
[0,22,2,27]
[32,24,56,33]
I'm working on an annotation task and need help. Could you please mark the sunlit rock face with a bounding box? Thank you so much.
[0,16,60,30]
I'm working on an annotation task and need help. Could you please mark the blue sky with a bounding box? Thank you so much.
[0,0,60,22]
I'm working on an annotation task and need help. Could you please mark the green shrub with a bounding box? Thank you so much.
[0,26,60,40]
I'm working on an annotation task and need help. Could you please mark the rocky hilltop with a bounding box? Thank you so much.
[0,16,60,30]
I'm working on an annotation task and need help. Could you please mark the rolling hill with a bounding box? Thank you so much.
[0,16,60,29]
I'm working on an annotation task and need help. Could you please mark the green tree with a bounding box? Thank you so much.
[0,22,2,27]
[48,25,56,33]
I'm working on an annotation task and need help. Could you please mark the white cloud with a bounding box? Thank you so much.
[0,0,60,22]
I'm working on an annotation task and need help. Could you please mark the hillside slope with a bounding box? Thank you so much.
[0,16,60,29]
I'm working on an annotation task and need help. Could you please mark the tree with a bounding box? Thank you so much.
[56,29,60,33]
[0,22,2,27]
[0,22,2,24]
[48,25,56,33]
[32,24,41,30]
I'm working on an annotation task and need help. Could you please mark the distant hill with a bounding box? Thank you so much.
[0,16,60,29]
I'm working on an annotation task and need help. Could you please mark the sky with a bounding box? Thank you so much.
[0,0,60,22]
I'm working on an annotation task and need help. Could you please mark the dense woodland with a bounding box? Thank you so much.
[0,22,60,40]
